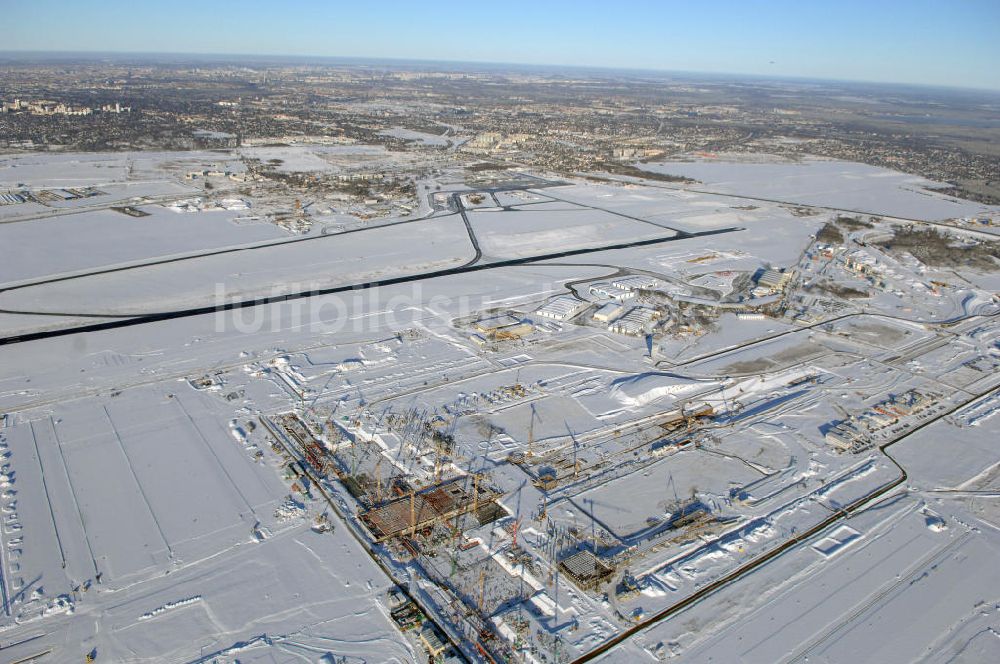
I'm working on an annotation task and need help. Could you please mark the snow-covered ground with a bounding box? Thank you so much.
[1,148,997,663]
[640,154,1000,221]
[379,127,450,146]
[469,206,674,260]
[0,214,473,316]
[0,206,286,285]
[601,413,1000,663]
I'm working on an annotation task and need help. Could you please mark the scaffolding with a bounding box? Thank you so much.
[360,478,499,542]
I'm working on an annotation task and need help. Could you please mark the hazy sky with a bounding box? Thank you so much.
[6,0,1000,90]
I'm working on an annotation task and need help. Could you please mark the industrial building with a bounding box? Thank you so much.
[419,624,449,658]
[612,275,662,292]
[593,302,625,323]
[825,390,934,452]
[589,282,634,301]
[559,550,614,590]
[535,295,588,321]
[474,314,521,333]
[844,249,882,276]
[472,313,534,341]
[825,420,867,451]
[756,268,794,291]
[608,305,658,336]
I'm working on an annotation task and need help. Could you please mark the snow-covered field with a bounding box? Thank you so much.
[600,392,1000,661]
[1,206,286,285]
[239,144,391,171]
[1,148,997,663]
[0,214,473,316]
[0,150,243,188]
[0,381,414,663]
[469,206,673,259]
[379,127,450,146]
[640,154,1000,221]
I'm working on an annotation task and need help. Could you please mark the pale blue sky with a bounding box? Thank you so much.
[5,0,999,90]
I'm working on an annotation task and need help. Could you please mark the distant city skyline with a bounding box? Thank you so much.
[7,0,1000,91]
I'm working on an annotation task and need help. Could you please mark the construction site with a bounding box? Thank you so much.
[235,306,963,662]
[1,149,995,664]
[2,44,999,663]
[253,366,786,663]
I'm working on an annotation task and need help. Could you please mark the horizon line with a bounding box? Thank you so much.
[2,48,999,95]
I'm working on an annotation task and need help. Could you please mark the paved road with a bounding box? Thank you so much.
[0,210,458,294]
[593,172,1000,239]
[0,226,740,346]
[451,192,483,263]
[0,175,564,296]
[570,381,1000,663]
[536,189,692,237]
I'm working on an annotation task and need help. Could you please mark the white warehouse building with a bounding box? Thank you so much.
[611,275,662,292]
[593,302,625,323]
[535,295,588,321]
[608,305,658,336]
[589,282,634,301]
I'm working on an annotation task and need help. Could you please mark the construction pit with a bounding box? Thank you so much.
[361,478,501,542]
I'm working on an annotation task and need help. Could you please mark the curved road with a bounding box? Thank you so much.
[571,381,999,663]
[0,226,740,346]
